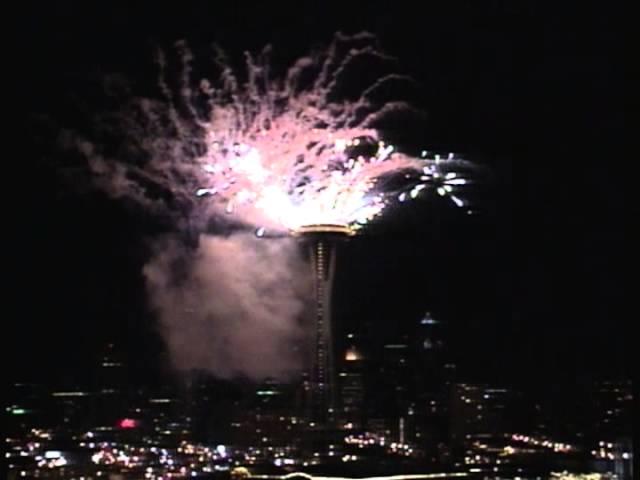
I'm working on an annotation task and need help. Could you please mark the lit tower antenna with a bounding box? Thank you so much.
[293,223,355,427]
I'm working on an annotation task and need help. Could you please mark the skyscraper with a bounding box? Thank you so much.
[339,334,365,429]
[589,379,633,440]
[449,383,520,446]
[412,313,451,454]
[93,343,126,428]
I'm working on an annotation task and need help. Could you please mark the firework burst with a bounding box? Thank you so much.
[76,33,473,235]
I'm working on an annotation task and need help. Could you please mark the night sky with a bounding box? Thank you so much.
[15,2,627,395]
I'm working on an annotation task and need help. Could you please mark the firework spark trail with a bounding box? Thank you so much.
[79,32,471,235]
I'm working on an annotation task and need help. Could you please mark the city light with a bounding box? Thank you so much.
[118,418,138,429]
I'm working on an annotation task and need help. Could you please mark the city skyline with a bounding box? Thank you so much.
[12,2,629,478]
[7,330,633,478]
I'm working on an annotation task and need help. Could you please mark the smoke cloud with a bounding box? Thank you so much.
[143,233,312,381]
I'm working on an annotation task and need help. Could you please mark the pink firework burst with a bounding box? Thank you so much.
[79,33,472,234]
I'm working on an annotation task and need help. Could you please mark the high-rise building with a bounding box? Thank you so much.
[413,312,447,391]
[339,334,365,429]
[412,312,450,451]
[449,383,520,446]
[7,383,49,436]
[92,343,127,428]
[186,373,230,444]
[366,340,412,441]
[231,379,300,448]
[589,379,633,440]
[365,313,452,448]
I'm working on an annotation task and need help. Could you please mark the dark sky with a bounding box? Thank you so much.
[14,1,627,391]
